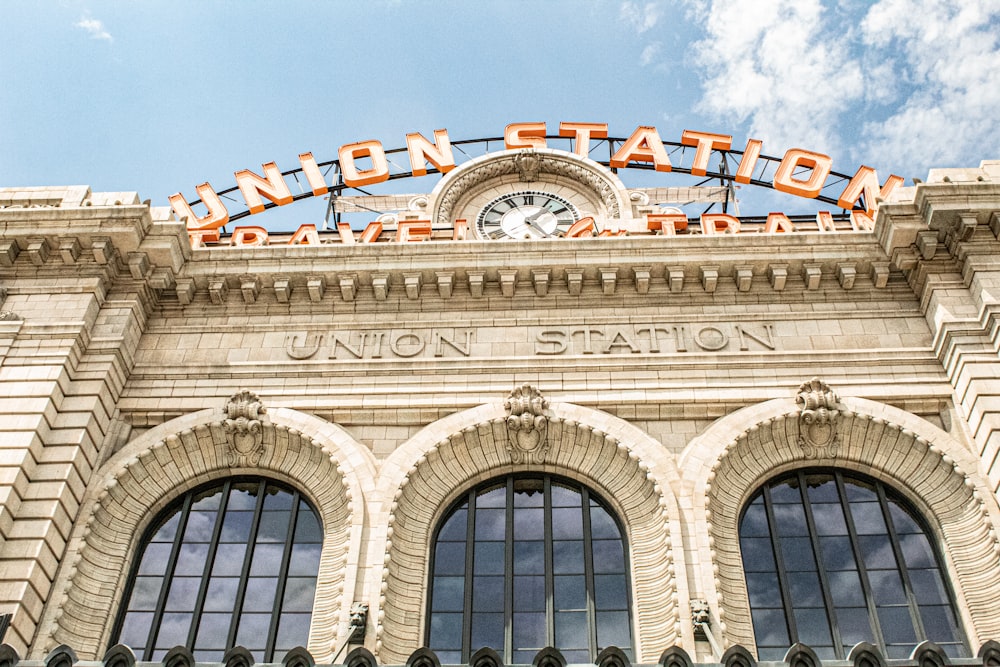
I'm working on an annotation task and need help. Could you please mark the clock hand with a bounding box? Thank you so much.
[523,209,552,237]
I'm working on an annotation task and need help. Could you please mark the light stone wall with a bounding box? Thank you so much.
[0,164,999,663]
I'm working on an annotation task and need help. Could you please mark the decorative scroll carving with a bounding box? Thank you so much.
[796,377,842,458]
[434,150,625,222]
[514,150,542,182]
[505,385,550,463]
[223,390,266,466]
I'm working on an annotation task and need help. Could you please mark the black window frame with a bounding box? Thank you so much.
[426,473,634,663]
[110,477,322,662]
[739,468,968,660]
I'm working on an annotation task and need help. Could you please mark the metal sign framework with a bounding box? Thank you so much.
[183,135,868,227]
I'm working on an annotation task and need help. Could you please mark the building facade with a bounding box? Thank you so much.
[1,143,1000,666]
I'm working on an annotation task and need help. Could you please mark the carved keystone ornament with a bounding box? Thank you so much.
[795,378,842,458]
[505,385,550,463]
[223,390,266,466]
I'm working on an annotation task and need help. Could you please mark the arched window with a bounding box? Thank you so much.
[111,478,322,662]
[426,475,632,664]
[740,469,967,660]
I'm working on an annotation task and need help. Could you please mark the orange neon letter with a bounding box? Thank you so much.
[231,226,269,246]
[406,129,455,177]
[505,122,547,149]
[735,139,763,184]
[559,122,608,157]
[610,126,671,172]
[565,217,596,238]
[764,212,795,234]
[396,219,432,242]
[336,220,383,244]
[681,130,732,176]
[773,149,833,199]
[235,162,294,215]
[188,228,221,248]
[299,153,329,196]
[339,140,390,187]
[169,183,230,232]
[289,224,320,245]
[815,211,837,232]
[837,166,904,215]
[700,213,741,235]
[646,213,688,236]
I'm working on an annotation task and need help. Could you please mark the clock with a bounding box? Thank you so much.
[476,190,580,240]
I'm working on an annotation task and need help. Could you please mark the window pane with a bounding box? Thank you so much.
[746,572,782,608]
[792,607,832,646]
[471,612,505,652]
[589,505,619,539]
[779,536,816,571]
[741,471,967,661]
[787,571,824,607]
[212,543,246,576]
[553,540,584,574]
[513,611,546,651]
[474,541,504,575]
[438,507,467,542]
[773,503,808,536]
[741,501,769,537]
[283,577,316,613]
[476,508,506,541]
[751,608,789,647]
[552,507,583,539]
[183,511,217,542]
[555,611,588,648]
[128,576,163,611]
[514,507,544,540]
[514,541,544,574]
[114,479,321,662]
[596,610,631,650]
[811,503,848,535]
[513,575,545,611]
[595,574,628,609]
[836,606,874,646]
[138,543,172,576]
[221,511,254,543]
[429,612,463,649]
[474,575,504,611]
[740,537,776,572]
[431,576,465,612]
[592,539,625,573]
[554,574,586,610]
[427,475,631,662]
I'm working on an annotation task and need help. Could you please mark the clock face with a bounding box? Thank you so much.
[476,191,580,240]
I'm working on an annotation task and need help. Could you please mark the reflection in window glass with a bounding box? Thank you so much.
[739,470,967,660]
[113,479,322,662]
[428,475,632,663]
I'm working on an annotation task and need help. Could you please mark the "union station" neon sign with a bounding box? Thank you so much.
[169,122,904,248]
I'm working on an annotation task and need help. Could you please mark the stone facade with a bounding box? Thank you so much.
[1,156,1000,664]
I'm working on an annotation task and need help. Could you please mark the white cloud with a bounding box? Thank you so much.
[76,17,113,42]
[857,0,1000,173]
[640,42,662,66]
[620,1,662,34]
[685,0,862,155]
[679,0,1000,178]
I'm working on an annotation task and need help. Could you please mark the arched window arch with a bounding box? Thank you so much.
[111,477,322,662]
[740,469,967,660]
[426,474,633,664]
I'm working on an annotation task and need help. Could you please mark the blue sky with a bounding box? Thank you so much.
[2,0,998,227]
